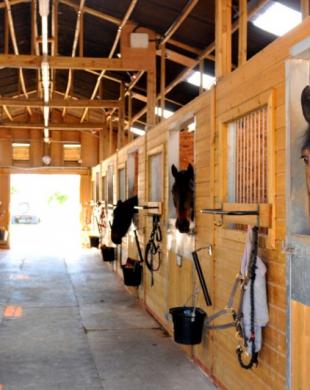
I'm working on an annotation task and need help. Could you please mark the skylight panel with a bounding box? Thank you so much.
[251,1,302,37]
[186,71,216,90]
[130,127,145,136]
[155,107,174,119]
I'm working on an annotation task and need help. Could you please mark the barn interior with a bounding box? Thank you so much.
[0,0,309,389]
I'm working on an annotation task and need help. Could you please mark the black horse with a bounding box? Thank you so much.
[111,195,138,244]
[301,86,310,195]
[171,163,194,233]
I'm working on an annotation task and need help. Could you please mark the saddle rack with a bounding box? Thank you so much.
[134,202,162,215]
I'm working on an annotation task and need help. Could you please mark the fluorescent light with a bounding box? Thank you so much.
[130,127,145,136]
[186,71,216,90]
[12,143,30,147]
[41,16,49,55]
[155,107,174,118]
[39,0,50,17]
[64,144,81,148]
[251,1,301,37]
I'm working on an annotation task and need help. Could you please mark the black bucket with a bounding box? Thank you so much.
[122,258,142,286]
[101,246,115,262]
[89,235,100,248]
[169,306,206,345]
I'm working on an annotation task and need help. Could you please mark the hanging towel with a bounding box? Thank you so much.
[241,226,269,354]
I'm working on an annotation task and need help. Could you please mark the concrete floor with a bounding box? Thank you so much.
[0,247,216,390]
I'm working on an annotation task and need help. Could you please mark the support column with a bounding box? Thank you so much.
[215,0,232,78]
[238,0,247,66]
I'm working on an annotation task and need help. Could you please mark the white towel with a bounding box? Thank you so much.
[241,226,269,354]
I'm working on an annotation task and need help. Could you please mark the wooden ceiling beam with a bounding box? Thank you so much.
[0,98,120,108]
[79,0,138,123]
[4,0,32,116]
[0,122,104,130]
[238,0,247,66]
[301,0,310,19]
[0,0,30,8]
[0,55,148,71]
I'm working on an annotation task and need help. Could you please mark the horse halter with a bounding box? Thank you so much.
[145,215,162,286]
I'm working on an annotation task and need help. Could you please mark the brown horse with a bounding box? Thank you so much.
[171,164,194,233]
[301,86,310,194]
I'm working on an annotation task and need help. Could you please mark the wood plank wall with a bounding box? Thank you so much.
[94,17,310,390]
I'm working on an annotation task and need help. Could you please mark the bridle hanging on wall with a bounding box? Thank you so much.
[145,214,162,286]
[199,207,266,370]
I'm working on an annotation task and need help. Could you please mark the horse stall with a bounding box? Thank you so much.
[90,18,310,390]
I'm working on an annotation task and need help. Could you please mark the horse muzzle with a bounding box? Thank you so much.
[176,218,190,233]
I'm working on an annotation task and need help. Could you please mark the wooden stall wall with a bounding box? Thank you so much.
[93,18,310,390]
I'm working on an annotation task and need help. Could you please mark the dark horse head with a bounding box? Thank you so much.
[171,164,194,233]
[301,86,310,195]
[111,195,138,244]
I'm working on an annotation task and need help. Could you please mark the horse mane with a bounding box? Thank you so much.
[301,85,310,152]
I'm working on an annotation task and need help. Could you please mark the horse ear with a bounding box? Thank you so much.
[187,163,194,177]
[301,85,310,124]
[171,164,178,178]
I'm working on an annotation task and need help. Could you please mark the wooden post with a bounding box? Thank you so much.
[118,82,125,148]
[199,58,204,94]
[146,64,156,130]
[160,44,166,122]
[109,116,113,155]
[215,0,232,78]
[301,0,310,19]
[238,0,247,66]
[128,89,133,142]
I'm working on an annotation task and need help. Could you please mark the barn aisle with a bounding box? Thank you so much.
[0,248,215,390]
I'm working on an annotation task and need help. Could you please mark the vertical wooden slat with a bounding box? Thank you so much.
[128,89,133,142]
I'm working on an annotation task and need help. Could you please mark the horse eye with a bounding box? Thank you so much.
[301,155,309,165]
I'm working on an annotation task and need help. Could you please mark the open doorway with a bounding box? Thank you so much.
[10,174,81,253]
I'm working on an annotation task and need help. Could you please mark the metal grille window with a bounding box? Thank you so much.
[228,107,268,204]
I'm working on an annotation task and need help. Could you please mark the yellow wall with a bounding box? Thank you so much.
[94,18,310,389]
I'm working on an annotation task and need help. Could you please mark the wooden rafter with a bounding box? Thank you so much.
[4,0,32,116]
[161,0,199,45]
[0,98,120,108]
[79,0,138,123]
[62,0,86,117]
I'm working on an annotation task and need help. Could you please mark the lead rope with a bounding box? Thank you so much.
[236,226,259,369]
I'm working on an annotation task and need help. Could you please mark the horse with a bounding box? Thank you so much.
[300,85,310,194]
[111,195,138,244]
[171,163,194,233]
